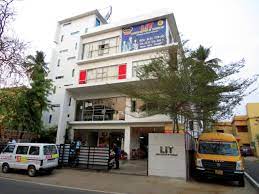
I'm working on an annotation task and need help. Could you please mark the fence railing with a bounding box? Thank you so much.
[57,144,112,170]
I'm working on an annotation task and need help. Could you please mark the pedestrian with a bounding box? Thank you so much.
[113,143,120,169]
[11,138,16,144]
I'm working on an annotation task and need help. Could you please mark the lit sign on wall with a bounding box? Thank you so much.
[121,19,167,52]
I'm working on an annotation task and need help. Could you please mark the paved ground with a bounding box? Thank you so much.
[0,169,257,194]
[244,157,259,184]
[110,160,147,176]
[0,177,112,194]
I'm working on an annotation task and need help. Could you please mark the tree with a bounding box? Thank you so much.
[24,51,53,133]
[0,0,26,87]
[0,51,52,138]
[118,45,257,132]
[189,46,257,130]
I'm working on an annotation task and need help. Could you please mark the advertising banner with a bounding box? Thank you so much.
[121,19,167,52]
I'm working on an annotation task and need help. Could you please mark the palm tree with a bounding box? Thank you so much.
[23,51,52,134]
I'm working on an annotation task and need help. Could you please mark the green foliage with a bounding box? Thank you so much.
[37,126,57,143]
[118,45,257,131]
[0,51,52,135]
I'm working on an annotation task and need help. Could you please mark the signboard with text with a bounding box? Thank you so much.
[121,19,167,52]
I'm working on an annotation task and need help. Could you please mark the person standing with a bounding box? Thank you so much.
[113,143,120,169]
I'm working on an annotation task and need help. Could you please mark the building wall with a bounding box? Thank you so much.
[246,103,259,156]
[43,13,105,128]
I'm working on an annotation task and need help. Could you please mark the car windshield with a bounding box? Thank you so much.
[198,141,239,156]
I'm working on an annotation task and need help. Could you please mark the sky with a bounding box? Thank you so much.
[11,0,259,117]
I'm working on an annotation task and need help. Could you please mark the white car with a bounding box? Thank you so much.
[0,143,59,177]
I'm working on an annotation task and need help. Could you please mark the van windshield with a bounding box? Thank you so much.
[198,141,239,156]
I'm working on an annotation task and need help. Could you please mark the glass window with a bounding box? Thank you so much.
[29,146,40,155]
[81,37,119,59]
[48,115,52,123]
[96,18,101,26]
[131,98,136,112]
[198,141,239,156]
[43,145,57,155]
[87,65,118,83]
[16,146,29,155]
[132,59,153,77]
[60,35,64,42]
[3,145,15,153]
[72,69,75,77]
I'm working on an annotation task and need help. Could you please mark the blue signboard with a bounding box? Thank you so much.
[121,19,167,52]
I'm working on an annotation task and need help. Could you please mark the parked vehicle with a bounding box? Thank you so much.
[0,143,59,177]
[240,145,253,157]
[195,133,245,187]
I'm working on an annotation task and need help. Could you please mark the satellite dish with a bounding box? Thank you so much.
[104,6,112,21]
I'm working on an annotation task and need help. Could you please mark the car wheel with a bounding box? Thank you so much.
[238,177,245,187]
[28,165,37,177]
[2,163,10,173]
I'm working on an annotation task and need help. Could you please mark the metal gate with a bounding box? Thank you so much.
[57,144,111,170]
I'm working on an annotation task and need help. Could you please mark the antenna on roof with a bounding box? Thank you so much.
[104,6,112,22]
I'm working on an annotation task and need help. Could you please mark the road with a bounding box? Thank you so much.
[245,160,259,184]
[0,177,115,194]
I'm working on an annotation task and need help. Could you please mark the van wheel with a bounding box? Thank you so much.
[28,165,37,177]
[238,177,245,187]
[2,163,10,173]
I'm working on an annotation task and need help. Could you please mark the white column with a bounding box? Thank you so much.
[124,126,131,160]
[56,90,70,144]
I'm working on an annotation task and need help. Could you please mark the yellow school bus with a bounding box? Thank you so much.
[195,132,245,187]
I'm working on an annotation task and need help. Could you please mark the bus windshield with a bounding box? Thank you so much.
[198,141,239,156]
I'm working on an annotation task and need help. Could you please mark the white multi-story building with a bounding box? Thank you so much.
[43,9,181,159]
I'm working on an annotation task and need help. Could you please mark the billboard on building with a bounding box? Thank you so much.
[121,19,167,52]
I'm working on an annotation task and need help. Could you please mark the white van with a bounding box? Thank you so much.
[0,143,59,177]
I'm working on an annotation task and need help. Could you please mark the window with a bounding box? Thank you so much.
[85,28,88,33]
[72,69,75,77]
[70,31,79,35]
[81,36,119,59]
[2,145,15,153]
[96,18,101,26]
[29,146,40,155]
[43,145,57,155]
[69,97,71,106]
[59,49,68,53]
[67,56,76,60]
[118,64,127,79]
[63,22,71,27]
[51,104,60,108]
[131,98,136,112]
[48,114,52,124]
[132,59,153,77]
[60,35,64,42]
[55,76,64,79]
[75,97,126,121]
[75,42,78,50]
[237,126,248,132]
[57,59,60,67]
[87,65,118,83]
[79,70,87,84]
[53,86,56,94]
[16,146,29,155]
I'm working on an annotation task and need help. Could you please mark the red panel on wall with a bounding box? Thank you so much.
[118,64,127,79]
[79,70,87,84]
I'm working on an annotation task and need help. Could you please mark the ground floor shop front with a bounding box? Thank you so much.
[69,122,173,160]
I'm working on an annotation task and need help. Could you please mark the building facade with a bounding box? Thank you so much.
[43,9,182,159]
[213,103,259,157]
